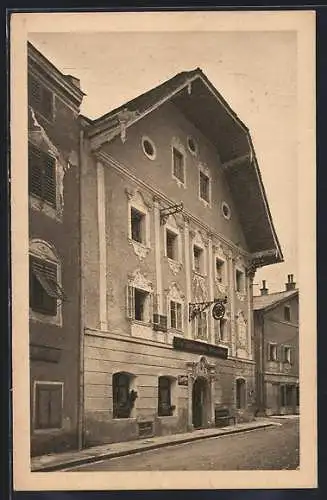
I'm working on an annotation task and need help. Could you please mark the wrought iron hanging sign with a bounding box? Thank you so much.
[188,296,227,322]
[160,202,184,225]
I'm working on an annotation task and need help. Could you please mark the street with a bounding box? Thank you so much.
[64,417,299,471]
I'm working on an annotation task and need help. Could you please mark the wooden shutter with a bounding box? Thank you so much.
[42,153,56,206]
[126,285,134,319]
[28,145,43,198]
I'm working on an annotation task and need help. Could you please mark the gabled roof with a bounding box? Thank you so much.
[84,67,283,266]
[253,289,298,311]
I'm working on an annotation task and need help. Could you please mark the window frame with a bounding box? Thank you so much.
[112,372,136,419]
[169,299,183,331]
[193,244,204,275]
[283,345,292,364]
[33,381,63,432]
[235,268,245,294]
[194,311,208,340]
[268,342,278,361]
[198,168,211,206]
[171,144,186,187]
[284,305,291,322]
[158,376,174,417]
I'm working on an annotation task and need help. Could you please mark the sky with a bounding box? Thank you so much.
[29,30,298,294]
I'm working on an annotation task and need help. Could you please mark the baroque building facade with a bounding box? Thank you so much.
[79,69,283,446]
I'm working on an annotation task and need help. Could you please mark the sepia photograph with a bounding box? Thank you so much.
[10,10,316,491]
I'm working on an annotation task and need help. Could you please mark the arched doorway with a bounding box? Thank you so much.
[192,377,208,428]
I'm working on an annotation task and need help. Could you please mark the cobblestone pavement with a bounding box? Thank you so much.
[65,417,299,471]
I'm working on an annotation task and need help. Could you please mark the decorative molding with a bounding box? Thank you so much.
[236,311,248,349]
[129,240,151,262]
[128,269,153,292]
[192,273,208,302]
[167,282,185,301]
[168,258,183,276]
[186,356,216,382]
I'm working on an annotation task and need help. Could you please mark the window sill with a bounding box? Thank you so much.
[30,308,62,327]
[33,427,63,434]
[172,175,186,189]
[112,417,136,422]
[199,197,211,208]
[128,239,151,261]
[192,270,206,279]
[168,328,184,336]
[132,320,152,327]
[157,414,177,419]
[29,195,62,222]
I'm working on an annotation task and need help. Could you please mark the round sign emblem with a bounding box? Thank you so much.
[212,301,225,320]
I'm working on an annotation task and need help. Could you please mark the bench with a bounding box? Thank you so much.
[214,407,236,428]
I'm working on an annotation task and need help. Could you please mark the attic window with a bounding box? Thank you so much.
[222,202,231,220]
[142,137,156,160]
[187,137,197,155]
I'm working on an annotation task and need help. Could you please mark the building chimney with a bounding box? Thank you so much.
[260,280,269,295]
[285,274,296,291]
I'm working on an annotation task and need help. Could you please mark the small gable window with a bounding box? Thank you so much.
[284,305,291,322]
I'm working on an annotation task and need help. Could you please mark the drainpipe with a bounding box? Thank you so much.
[77,124,85,450]
[261,313,266,414]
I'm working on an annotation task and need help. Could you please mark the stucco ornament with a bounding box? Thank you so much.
[128,269,153,292]
[168,259,182,275]
[130,241,150,262]
[192,273,208,302]
[117,108,140,143]
[236,311,248,349]
[188,356,216,381]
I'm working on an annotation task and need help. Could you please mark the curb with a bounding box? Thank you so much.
[32,422,274,472]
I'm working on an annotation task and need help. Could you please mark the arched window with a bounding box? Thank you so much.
[112,372,136,419]
[158,376,175,416]
[236,378,246,409]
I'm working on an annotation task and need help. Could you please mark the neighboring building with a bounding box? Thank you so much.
[27,42,84,455]
[253,275,299,416]
[79,68,283,446]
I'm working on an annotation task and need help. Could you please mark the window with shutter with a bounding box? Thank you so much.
[28,144,56,206]
[172,147,185,183]
[29,256,62,316]
[34,383,63,429]
[28,74,54,121]
[199,171,210,202]
[170,301,182,330]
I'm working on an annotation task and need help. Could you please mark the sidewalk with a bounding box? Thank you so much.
[31,418,275,472]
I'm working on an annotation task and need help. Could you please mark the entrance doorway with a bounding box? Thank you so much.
[192,377,208,428]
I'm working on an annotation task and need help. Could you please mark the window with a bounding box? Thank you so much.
[195,311,208,339]
[193,245,203,274]
[28,144,56,206]
[34,382,63,430]
[215,257,225,283]
[284,306,291,322]
[142,137,156,160]
[158,377,174,416]
[220,318,228,342]
[222,201,231,220]
[199,171,210,203]
[113,373,134,419]
[283,346,291,363]
[296,386,300,406]
[134,288,150,321]
[286,385,293,406]
[235,269,244,293]
[172,147,185,183]
[28,74,54,121]
[236,378,246,409]
[280,385,286,407]
[131,207,146,244]
[187,136,197,155]
[29,256,64,316]
[170,301,182,330]
[166,230,178,260]
[268,343,278,361]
